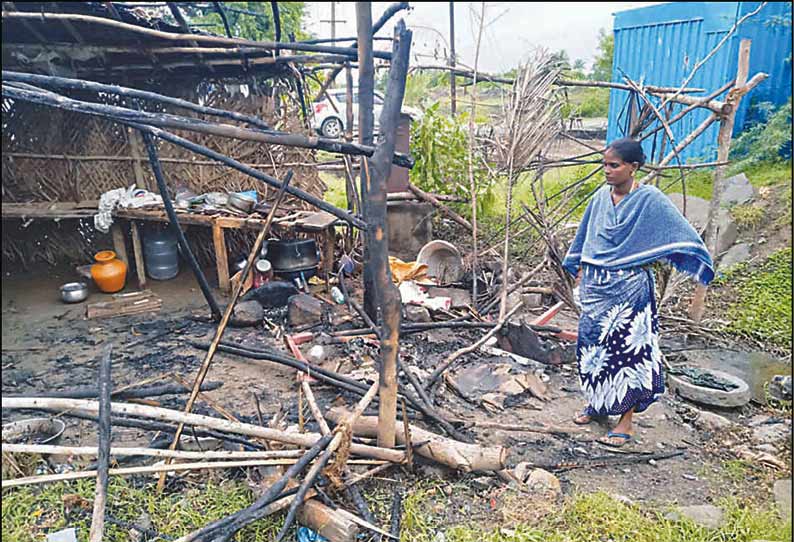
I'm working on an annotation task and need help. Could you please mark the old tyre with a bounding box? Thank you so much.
[668,368,750,407]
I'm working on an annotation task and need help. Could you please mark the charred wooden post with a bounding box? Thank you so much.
[88,345,112,542]
[357,2,377,321]
[141,132,222,321]
[358,6,413,448]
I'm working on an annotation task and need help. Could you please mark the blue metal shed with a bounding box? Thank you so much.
[606,1,792,162]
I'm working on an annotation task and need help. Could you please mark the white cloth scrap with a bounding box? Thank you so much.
[94,185,163,233]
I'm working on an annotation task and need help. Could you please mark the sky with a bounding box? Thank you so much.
[304,2,664,74]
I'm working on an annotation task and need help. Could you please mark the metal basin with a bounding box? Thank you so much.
[60,282,88,303]
[2,417,66,445]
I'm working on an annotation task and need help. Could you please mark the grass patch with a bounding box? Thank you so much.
[398,491,791,542]
[730,203,765,230]
[2,478,284,541]
[715,247,792,349]
[662,160,792,201]
[320,170,348,210]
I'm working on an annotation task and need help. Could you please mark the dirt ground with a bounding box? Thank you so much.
[3,261,789,521]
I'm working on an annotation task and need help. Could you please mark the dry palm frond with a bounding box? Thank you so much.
[494,51,563,317]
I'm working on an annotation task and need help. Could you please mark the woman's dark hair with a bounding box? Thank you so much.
[607,138,646,167]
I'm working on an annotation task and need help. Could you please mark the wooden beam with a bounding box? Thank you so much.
[130,221,147,290]
[212,221,230,293]
[689,39,754,323]
[111,221,128,265]
[0,11,392,59]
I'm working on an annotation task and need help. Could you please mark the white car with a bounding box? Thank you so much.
[312,89,384,139]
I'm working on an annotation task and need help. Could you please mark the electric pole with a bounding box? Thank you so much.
[449,1,457,115]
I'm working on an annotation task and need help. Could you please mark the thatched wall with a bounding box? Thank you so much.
[2,82,327,270]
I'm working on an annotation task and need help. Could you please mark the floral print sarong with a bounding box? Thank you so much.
[577,264,664,416]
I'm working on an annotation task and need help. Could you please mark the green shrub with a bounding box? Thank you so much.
[731,99,792,164]
[719,248,792,350]
[409,102,494,215]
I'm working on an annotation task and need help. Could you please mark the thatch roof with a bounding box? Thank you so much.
[1,2,300,84]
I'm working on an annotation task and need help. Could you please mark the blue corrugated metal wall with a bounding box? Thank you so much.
[606,1,792,162]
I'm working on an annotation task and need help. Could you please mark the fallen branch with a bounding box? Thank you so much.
[327,408,506,472]
[408,183,472,231]
[5,381,223,400]
[2,458,380,489]
[1,443,305,460]
[0,397,406,463]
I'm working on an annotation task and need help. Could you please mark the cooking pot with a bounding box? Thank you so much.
[60,282,88,303]
[263,239,320,279]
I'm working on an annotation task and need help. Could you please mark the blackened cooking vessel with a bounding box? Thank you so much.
[264,239,320,278]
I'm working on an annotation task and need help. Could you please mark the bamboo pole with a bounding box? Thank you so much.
[2,458,382,489]
[88,345,112,542]
[0,12,393,59]
[689,40,764,322]
[0,397,406,463]
[1,84,414,171]
[0,443,305,460]
[142,132,222,321]
[358,14,413,448]
[156,170,292,491]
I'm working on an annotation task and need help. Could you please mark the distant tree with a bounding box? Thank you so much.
[181,2,309,42]
[549,49,571,71]
[590,28,614,81]
[570,58,587,80]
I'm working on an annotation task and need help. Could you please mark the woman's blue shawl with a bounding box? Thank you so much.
[562,184,715,285]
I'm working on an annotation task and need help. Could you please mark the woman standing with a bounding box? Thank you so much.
[562,138,714,447]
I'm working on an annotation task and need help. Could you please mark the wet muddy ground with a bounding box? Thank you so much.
[2,266,789,516]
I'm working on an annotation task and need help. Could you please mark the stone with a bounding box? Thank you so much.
[526,468,561,497]
[718,242,752,270]
[522,293,543,309]
[666,504,726,529]
[426,287,471,309]
[769,375,792,401]
[305,345,326,364]
[754,443,778,454]
[230,300,264,327]
[404,304,432,323]
[667,193,737,253]
[694,411,734,431]
[668,368,751,407]
[715,210,739,254]
[752,423,789,445]
[720,173,755,207]
[287,294,324,328]
[773,479,791,520]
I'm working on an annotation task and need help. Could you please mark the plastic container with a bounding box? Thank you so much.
[143,226,180,280]
[90,250,127,292]
[330,286,345,304]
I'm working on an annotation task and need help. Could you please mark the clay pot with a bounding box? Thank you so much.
[90,250,127,293]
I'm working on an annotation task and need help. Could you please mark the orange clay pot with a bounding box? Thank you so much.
[90,250,127,293]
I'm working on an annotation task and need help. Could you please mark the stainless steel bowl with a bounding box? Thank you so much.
[60,282,88,303]
[228,192,255,213]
